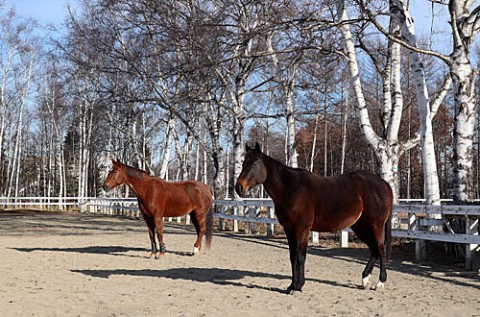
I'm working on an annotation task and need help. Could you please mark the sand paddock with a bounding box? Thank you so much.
[0,210,478,317]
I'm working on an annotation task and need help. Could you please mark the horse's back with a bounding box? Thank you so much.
[172,180,213,209]
[307,171,392,232]
[347,171,392,207]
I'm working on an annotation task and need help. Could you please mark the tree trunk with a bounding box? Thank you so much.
[159,116,175,179]
[7,52,34,197]
[390,0,441,205]
[340,88,349,174]
[337,1,402,202]
[451,62,476,201]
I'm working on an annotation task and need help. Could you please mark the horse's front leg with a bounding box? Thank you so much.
[285,228,309,295]
[154,216,166,257]
[144,217,158,259]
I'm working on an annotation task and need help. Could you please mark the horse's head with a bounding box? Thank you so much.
[235,142,267,197]
[102,159,127,192]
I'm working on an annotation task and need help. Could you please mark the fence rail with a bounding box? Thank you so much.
[2,196,478,243]
[1,196,478,268]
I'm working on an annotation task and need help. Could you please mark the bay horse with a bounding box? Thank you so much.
[235,143,393,294]
[102,159,213,258]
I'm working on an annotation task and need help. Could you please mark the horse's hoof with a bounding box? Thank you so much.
[372,281,385,290]
[286,286,302,296]
[192,247,200,256]
[287,289,302,296]
[361,274,371,289]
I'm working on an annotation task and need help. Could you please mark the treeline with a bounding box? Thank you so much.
[0,0,479,202]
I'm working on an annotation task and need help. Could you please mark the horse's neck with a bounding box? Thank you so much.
[262,155,288,203]
[124,169,157,198]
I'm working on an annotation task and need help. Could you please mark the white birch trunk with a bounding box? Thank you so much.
[340,89,349,174]
[390,0,441,205]
[448,0,477,201]
[337,0,400,202]
[77,95,94,202]
[159,116,175,179]
[309,113,320,172]
[233,94,245,198]
[266,32,300,167]
[172,128,194,180]
[201,99,225,197]
[7,51,34,197]
[323,93,328,176]
[0,47,12,171]
[286,90,298,167]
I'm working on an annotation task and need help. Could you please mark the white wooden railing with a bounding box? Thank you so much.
[2,196,478,243]
[1,196,478,268]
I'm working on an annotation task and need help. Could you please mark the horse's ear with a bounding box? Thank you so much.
[245,141,262,153]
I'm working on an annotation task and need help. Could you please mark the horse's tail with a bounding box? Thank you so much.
[205,201,214,249]
[384,207,393,262]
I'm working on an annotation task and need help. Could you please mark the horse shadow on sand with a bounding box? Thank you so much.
[216,233,480,291]
[70,266,355,294]
[10,245,195,258]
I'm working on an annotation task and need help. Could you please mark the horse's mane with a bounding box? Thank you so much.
[122,163,150,179]
[262,152,311,176]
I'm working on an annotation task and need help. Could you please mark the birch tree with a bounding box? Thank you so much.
[447,0,479,201]
[266,32,303,167]
[6,47,34,197]
[0,7,38,196]
[337,0,409,201]
[359,0,479,202]
[388,0,444,205]
[38,61,69,199]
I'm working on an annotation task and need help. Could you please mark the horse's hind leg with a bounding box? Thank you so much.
[351,222,385,289]
[376,250,387,289]
[190,210,205,255]
[361,249,379,289]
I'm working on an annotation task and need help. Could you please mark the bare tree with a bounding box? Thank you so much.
[360,0,480,202]
[336,0,410,201]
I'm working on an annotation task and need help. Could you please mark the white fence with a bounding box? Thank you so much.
[1,196,479,269]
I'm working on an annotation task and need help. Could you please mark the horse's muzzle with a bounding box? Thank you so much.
[235,182,246,197]
[102,184,111,192]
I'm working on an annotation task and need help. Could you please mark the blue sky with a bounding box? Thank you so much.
[3,0,74,26]
[4,0,451,54]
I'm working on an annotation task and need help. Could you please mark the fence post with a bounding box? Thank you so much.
[408,212,426,261]
[219,205,226,231]
[339,230,349,248]
[249,207,256,234]
[465,216,479,270]
[267,206,275,237]
[233,205,240,233]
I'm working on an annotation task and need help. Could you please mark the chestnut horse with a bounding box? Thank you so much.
[235,143,393,294]
[103,159,213,258]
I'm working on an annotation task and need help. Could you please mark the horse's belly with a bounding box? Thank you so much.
[312,212,362,232]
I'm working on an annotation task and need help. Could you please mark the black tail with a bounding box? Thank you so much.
[205,202,214,249]
[384,209,393,262]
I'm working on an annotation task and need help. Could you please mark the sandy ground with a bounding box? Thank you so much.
[0,210,479,317]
